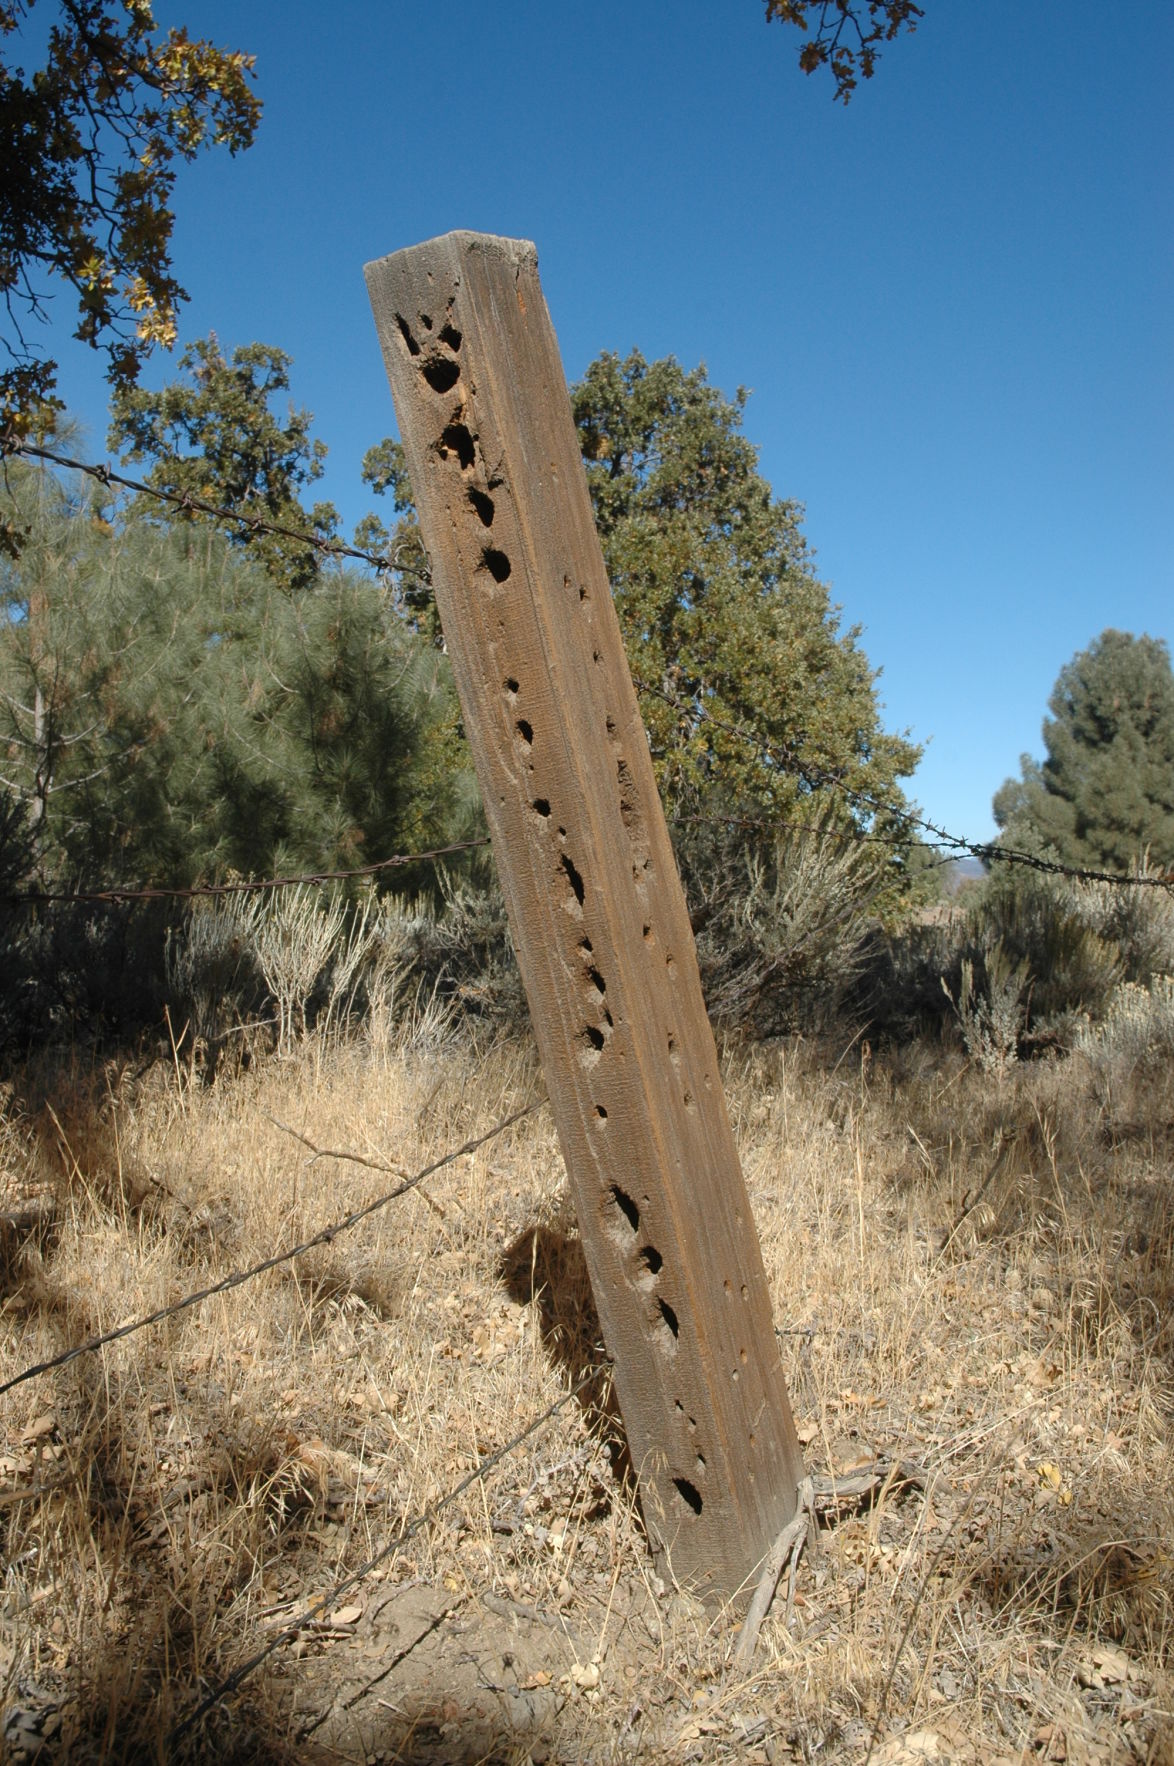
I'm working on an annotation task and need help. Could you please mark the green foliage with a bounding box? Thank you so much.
[866,859,1172,1058]
[376,875,526,1030]
[0,1,259,436]
[365,346,933,1031]
[372,349,924,872]
[1075,970,1174,1142]
[994,631,1174,873]
[974,868,1123,1034]
[680,811,886,1035]
[570,351,924,902]
[356,436,435,637]
[164,894,264,1070]
[0,454,471,891]
[1078,975,1174,1082]
[941,944,1029,1075]
[1066,866,1174,988]
[763,0,923,101]
[0,897,173,1047]
[108,335,339,594]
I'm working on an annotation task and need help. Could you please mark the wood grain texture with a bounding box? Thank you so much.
[365,231,805,1601]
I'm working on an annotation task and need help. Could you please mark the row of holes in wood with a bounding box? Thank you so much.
[396,304,760,1523]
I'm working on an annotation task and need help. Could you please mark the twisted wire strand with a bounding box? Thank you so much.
[167,1364,600,1745]
[638,678,1174,890]
[0,836,492,909]
[8,444,1166,893]
[4,440,431,581]
[0,1099,544,1399]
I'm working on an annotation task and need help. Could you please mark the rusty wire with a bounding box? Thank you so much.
[638,678,1174,891]
[0,1098,544,1401]
[167,1362,600,1746]
[4,439,431,581]
[0,837,492,909]
[6,442,1167,894]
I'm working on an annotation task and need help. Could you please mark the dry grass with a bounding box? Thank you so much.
[0,1019,1171,1764]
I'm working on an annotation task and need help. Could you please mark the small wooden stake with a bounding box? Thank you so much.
[365,231,805,1601]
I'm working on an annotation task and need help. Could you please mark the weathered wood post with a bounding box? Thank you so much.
[365,232,805,1602]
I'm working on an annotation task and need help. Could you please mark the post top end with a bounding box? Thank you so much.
[364,230,538,281]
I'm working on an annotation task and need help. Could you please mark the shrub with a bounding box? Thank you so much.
[0,898,173,1052]
[1064,863,1174,986]
[676,813,888,1036]
[1077,974,1174,1073]
[941,943,1030,1075]
[164,895,267,1076]
[1075,972,1174,1138]
[972,867,1122,1032]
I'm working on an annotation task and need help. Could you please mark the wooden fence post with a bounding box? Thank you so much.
[365,232,806,1602]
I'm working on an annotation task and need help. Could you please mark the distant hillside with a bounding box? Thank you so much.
[942,856,988,896]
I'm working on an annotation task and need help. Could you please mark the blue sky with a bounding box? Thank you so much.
[43,0,1173,846]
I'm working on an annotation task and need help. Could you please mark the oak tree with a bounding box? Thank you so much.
[108,335,340,594]
[764,0,923,100]
[572,350,919,834]
[0,1,259,438]
[366,348,928,1029]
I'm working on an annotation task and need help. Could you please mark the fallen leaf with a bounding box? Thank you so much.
[328,1604,362,1627]
[873,1718,993,1764]
[873,1731,956,1764]
[1036,1462,1073,1506]
[1077,1645,1134,1688]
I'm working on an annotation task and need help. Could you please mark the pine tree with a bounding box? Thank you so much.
[0,457,470,888]
[994,631,1174,872]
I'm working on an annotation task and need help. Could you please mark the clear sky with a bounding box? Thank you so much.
[45,0,1173,848]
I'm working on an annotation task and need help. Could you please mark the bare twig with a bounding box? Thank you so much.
[265,1114,448,1218]
[733,1476,814,1667]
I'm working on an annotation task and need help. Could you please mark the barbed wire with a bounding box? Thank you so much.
[0,836,492,909]
[672,809,956,867]
[0,1098,544,1400]
[168,1363,600,1746]
[3,440,432,582]
[638,678,1174,891]
[7,442,1167,895]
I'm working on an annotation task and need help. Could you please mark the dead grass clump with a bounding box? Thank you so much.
[1,1025,1171,1763]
